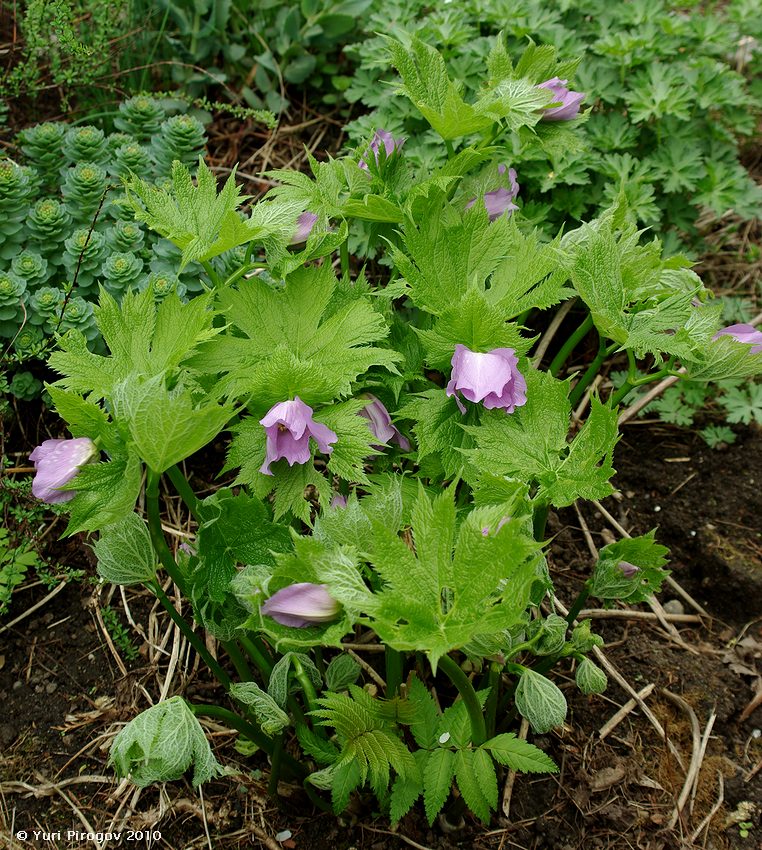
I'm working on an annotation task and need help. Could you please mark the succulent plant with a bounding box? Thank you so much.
[16,123,67,187]
[145,270,186,301]
[62,126,108,164]
[12,323,46,359]
[61,162,109,225]
[57,295,98,341]
[11,249,50,288]
[27,285,65,327]
[9,370,43,401]
[101,251,145,296]
[0,160,36,260]
[0,271,26,333]
[110,142,153,181]
[151,115,206,177]
[114,96,166,141]
[106,132,134,154]
[63,228,107,294]
[26,197,73,257]
[106,220,146,254]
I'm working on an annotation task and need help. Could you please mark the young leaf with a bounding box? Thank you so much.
[514,669,568,734]
[406,674,440,749]
[94,513,156,585]
[423,747,456,825]
[230,682,290,735]
[454,748,495,823]
[324,654,362,692]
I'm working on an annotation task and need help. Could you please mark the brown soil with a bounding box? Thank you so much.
[2,422,760,850]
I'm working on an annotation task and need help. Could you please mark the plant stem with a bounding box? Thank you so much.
[189,703,272,752]
[532,502,549,541]
[223,639,254,682]
[563,582,591,626]
[200,260,221,288]
[268,734,285,795]
[292,656,320,715]
[385,647,404,697]
[149,579,232,690]
[484,663,501,739]
[548,313,594,378]
[166,464,204,523]
[145,470,186,592]
[444,138,455,159]
[340,240,349,278]
[239,634,274,681]
[437,654,487,746]
[568,335,611,408]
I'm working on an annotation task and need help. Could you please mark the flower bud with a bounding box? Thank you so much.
[29,437,98,503]
[617,561,640,579]
[261,583,341,628]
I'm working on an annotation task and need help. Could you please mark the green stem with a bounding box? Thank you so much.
[444,138,455,159]
[437,655,487,746]
[340,240,349,278]
[189,703,272,753]
[548,314,594,378]
[385,647,404,698]
[484,663,501,739]
[532,502,549,541]
[568,335,613,408]
[564,582,591,626]
[239,634,274,681]
[200,260,221,288]
[166,464,204,523]
[149,579,232,690]
[268,734,285,796]
[223,640,254,682]
[146,470,185,591]
[292,656,319,716]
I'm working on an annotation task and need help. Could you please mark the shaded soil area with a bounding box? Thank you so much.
[1,424,760,850]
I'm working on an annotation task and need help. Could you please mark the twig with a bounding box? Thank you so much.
[362,824,433,850]
[35,773,104,850]
[0,776,114,796]
[599,683,656,740]
[347,649,386,690]
[501,718,529,817]
[690,709,717,814]
[578,609,701,624]
[572,374,602,422]
[662,689,703,830]
[532,298,576,368]
[249,823,281,850]
[573,502,598,558]
[0,581,67,634]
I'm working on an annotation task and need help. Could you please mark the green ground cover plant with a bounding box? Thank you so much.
[24,33,762,826]
[341,0,761,253]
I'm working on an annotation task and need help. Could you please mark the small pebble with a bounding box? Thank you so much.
[439,732,451,744]
[654,505,661,512]
[12,680,22,691]
[663,599,685,616]
[275,830,292,842]
[45,682,58,694]
[751,729,760,739]
[690,530,696,537]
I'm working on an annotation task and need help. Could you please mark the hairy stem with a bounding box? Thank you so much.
[166,464,204,523]
[568,335,612,408]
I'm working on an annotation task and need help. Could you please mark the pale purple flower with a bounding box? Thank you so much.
[359,394,411,451]
[259,397,338,476]
[446,345,528,414]
[465,165,520,221]
[261,583,340,628]
[330,493,347,509]
[617,561,641,579]
[359,129,405,170]
[291,212,318,244]
[29,437,98,503]
[537,78,586,121]
[713,323,762,354]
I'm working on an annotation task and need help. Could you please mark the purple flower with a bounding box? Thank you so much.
[446,345,528,414]
[291,212,318,245]
[29,437,98,503]
[617,561,641,579]
[465,165,520,221]
[330,493,347,509]
[359,129,405,170]
[260,397,338,476]
[359,394,411,451]
[261,583,341,628]
[713,323,762,354]
[537,78,585,121]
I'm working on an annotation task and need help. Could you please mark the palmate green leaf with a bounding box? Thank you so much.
[386,36,493,140]
[466,370,618,508]
[214,263,399,407]
[475,77,554,131]
[45,386,114,448]
[324,654,362,692]
[63,448,143,536]
[437,688,490,749]
[49,288,219,400]
[112,373,233,474]
[296,723,340,766]
[416,288,531,372]
[124,158,303,268]
[109,697,224,788]
[94,513,156,586]
[315,398,380,486]
[367,485,541,669]
[390,749,427,825]
[589,531,670,604]
[482,733,558,773]
[390,198,513,316]
[683,336,762,381]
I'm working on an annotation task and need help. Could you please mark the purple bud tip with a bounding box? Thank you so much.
[291,211,318,245]
[359,128,405,170]
[537,78,586,121]
[465,165,520,221]
[261,583,341,628]
[359,394,411,451]
[259,396,338,476]
[446,345,528,415]
[330,493,347,509]
[712,323,762,355]
[29,437,98,503]
[617,561,640,579]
